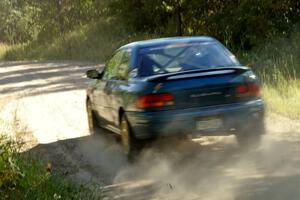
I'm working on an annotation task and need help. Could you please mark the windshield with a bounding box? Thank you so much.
[138,42,240,77]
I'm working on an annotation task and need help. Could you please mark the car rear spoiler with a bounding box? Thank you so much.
[143,66,250,82]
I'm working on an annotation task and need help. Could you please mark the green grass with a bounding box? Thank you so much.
[263,83,300,119]
[259,57,300,120]
[0,44,10,60]
[240,28,300,119]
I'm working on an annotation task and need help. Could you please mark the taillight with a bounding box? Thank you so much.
[236,83,261,97]
[136,93,175,109]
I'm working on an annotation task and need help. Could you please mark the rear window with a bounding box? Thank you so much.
[138,42,240,77]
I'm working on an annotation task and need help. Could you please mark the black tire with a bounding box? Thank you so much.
[86,100,99,135]
[236,120,265,148]
[120,115,144,161]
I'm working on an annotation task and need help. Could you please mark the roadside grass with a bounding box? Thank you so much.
[263,83,300,119]
[260,58,300,119]
[0,109,102,199]
[240,28,300,119]
[0,44,10,60]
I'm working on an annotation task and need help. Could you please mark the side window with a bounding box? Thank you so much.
[103,51,124,80]
[117,49,131,80]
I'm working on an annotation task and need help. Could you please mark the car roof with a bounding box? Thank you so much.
[118,36,216,50]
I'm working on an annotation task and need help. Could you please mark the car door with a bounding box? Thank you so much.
[105,49,132,128]
[92,50,124,127]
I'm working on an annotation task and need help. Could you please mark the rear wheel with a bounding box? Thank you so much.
[120,115,144,161]
[236,120,265,148]
[86,100,99,135]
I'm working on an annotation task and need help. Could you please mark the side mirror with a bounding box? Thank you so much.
[86,69,103,79]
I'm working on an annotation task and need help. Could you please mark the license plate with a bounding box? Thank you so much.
[196,118,223,131]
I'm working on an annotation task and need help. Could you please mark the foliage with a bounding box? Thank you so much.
[0,0,299,49]
[0,0,39,44]
[87,0,300,49]
[0,0,105,43]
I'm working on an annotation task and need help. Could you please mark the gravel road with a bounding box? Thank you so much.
[1,61,300,200]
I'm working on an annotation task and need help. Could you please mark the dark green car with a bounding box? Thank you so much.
[86,37,265,158]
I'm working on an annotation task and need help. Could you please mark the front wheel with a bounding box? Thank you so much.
[120,115,144,161]
[86,100,99,135]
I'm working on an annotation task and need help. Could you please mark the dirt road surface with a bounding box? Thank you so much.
[1,61,300,200]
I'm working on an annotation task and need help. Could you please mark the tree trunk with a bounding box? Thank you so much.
[56,0,64,35]
[176,1,183,36]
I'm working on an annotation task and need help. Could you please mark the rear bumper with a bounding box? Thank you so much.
[126,99,264,139]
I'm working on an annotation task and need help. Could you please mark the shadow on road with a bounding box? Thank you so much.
[0,62,103,97]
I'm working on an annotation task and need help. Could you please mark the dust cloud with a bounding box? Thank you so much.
[105,124,300,200]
